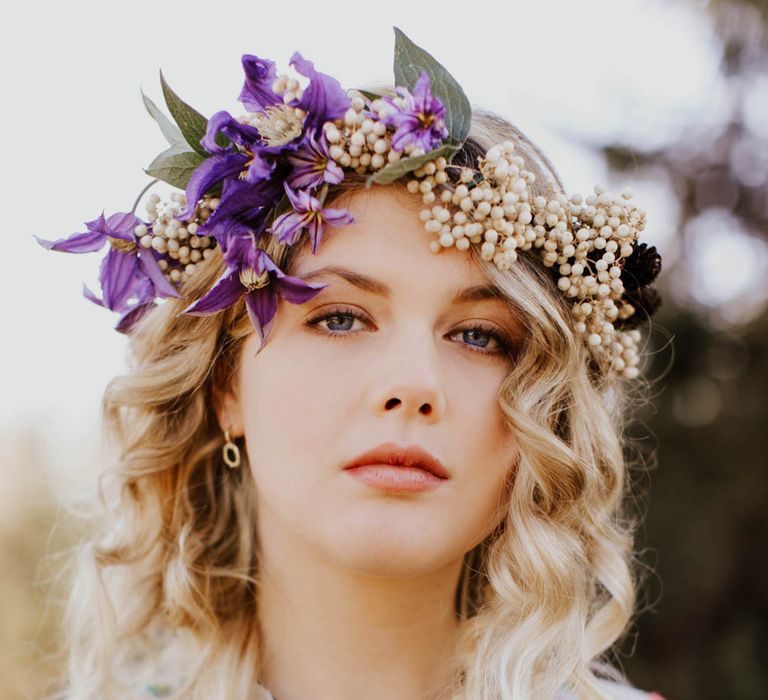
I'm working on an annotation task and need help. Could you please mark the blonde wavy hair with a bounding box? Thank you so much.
[53,105,654,699]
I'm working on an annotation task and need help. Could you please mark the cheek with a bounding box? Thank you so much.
[237,338,351,487]
[457,373,517,523]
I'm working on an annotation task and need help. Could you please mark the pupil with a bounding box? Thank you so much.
[465,329,489,347]
[327,314,354,331]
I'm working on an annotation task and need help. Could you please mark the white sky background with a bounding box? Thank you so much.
[1,0,733,488]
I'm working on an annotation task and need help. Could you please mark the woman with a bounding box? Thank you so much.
[41,32,665,700]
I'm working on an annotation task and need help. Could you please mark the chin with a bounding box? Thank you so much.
[322,528,458,578]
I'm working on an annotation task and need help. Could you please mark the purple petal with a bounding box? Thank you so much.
[286,129,344,189]
[201,217,255,253]
[321,206,354,226]
[269,209,309,246]
[115,301,156,334]
[81,211,137,242]
[82,283,105,308]
[274,273,328,304]
[308,206,353,255]
[286,166,326,191]
[100,247,140,311]
[201,110,263,154]
[137,246,181,299]
[389,125,416,152]
[34,229,105,253]
[260,253,282,275]
[324,158,344,185]
[201,176,283,226]
[243,149,276,182]
[238,55,281,112]
[289,51,350,130]
[310,205,354,253]
[182,268,243,315]
[177,152,248,220]
[222,231,263,271]
[104,212,143,239]
[201,111,239,155]
[410,72,434,109]
[307,217,323,255]
[283,183,315,212]
[244,287,278,346]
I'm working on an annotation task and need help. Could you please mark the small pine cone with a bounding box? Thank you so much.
[615,284,662,330]
[620,243,662,290]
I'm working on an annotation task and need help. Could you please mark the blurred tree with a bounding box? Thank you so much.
[589,1,768,698]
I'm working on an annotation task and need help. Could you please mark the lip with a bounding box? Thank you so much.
[343,442,450,493]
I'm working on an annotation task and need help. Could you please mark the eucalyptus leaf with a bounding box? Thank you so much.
[141,89,184,146]
[355,89,382,102]
[144,143,206,190]
[392,27,472,147]
[159,71,230,157]
[367,143,459,186]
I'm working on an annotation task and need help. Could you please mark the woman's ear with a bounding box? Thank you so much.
[212,384,245,439]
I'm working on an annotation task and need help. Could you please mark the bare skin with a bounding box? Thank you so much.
[218,186,521,700]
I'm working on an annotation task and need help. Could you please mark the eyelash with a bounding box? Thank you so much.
[305,305,513,357]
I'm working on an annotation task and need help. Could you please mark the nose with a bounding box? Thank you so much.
[367,325,447,421]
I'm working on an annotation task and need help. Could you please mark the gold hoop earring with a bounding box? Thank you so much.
[222,429,241,469]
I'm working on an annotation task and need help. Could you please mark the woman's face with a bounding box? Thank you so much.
[225,185,521,577]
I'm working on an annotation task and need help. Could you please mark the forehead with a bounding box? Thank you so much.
[290,185,491,292]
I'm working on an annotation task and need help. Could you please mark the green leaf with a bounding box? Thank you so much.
[159,71,230,156]
[367,143,459,186]
[144,142,206,190]
[392,27,472,146]
[355,89,382,102]
[141,89,184,146]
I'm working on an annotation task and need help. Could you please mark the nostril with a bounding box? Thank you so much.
[385,398,401,409]
[419,404,432,415]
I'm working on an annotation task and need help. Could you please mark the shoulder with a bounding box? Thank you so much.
[556,678,667,700]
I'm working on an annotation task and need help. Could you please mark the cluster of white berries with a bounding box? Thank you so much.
[322,94,419,172]
[136,192,218,286]
[404,141,647,379]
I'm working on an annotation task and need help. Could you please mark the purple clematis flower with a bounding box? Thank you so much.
[288,52,350,131]
[181,232,326,346]
[177,51,350,243]
[382,71,449,153]
[269,183,354,254]
[35,212,180,325]
[286,127,344,190]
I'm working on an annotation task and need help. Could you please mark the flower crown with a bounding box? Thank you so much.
[36,28,662,380]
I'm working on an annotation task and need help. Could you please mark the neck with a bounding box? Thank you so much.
[256,506,464,700]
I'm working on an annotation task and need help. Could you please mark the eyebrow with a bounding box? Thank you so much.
[298,265,508,305]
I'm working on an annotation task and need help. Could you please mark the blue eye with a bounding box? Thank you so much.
[459,327,497,349]
[310,309,366,333]
[449,325,510,355]
[306,306,512,357]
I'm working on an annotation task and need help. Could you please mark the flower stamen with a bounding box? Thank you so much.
[239,267,270,290]
[252,104,304,147]
[108,236,137,253]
